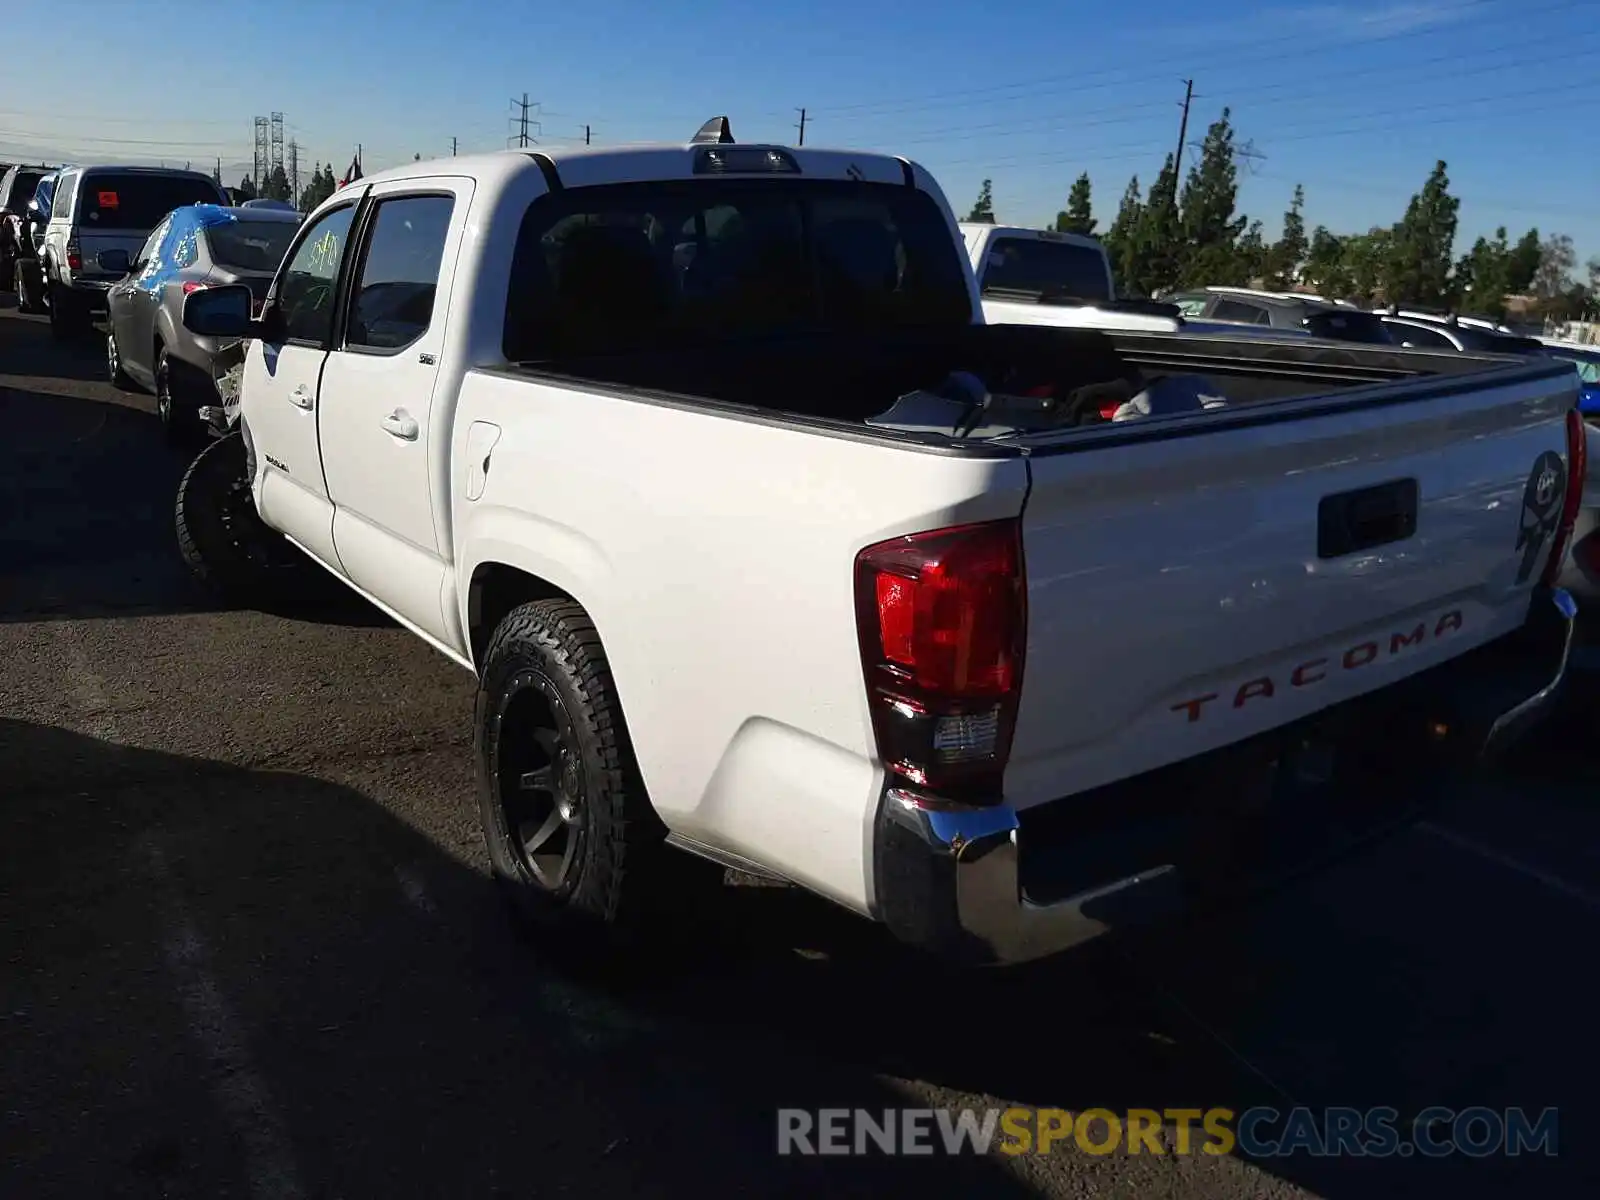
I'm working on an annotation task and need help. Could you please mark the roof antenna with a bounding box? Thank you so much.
[691,117,735,145]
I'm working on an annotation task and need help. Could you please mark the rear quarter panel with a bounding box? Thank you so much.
[451,374,1029,912]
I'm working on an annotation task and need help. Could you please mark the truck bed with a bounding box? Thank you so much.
[508,323,1528,441]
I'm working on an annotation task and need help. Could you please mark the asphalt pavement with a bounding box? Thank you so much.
[3,302,1598,1199]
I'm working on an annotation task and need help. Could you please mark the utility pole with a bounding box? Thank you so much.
[795,107,807,146]
[288,139,300,204]
[584,124,591,145]
[451,136,458,156]
[1172,79,1194,187]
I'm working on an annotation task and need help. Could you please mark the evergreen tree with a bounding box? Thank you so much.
[1101,175,1143,296]
[1054,173,1095,236]
[266,165,293,203]
[1266,185,1307,289]
[1385,160,1459,306]
[238,175,257,200]
[1177,108,1248,287]
[966,179,995,223]
[1132,154,1183,295]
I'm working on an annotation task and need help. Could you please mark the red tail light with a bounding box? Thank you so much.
[181,281,209,295]
[65,242,81,271]
[1542,408,1587,587]
[854,519,1026,801]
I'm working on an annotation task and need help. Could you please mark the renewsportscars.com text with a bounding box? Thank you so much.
[776,1106,1559,1159]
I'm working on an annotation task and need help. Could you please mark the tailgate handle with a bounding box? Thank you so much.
[1317,478,1419,559]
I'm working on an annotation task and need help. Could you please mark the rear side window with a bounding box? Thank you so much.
[502,178,972,361]
[3,170,41,208]
[51,174,75,219]
[980,236,1112,302]
[205,219,299,273]
[1211,298,1270,325]
[345,195,455,351]
[77,173,223,230]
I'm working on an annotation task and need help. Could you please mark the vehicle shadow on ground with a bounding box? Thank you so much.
[0,385,390,629]
[0,313,112,385]
[1,719,1040,1198]
[5,720,1592,1198]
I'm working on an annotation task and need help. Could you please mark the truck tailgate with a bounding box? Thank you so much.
[1005,366,1577,809]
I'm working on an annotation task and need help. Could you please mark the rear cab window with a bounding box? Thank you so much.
[979,235,1112,302]
[76,172,223,230]
[502,178,972,360]
[206,219,299,273]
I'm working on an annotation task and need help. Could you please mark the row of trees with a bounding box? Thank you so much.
[209,163,341,212]
[965,109,1599,321]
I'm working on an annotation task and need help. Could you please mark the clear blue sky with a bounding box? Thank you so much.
[5,0,1596,266]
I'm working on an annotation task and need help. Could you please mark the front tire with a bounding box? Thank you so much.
[476,600,711,955]
[174,431,305,604]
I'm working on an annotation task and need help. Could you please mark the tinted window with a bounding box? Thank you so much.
[206,219,299,273]
[346,195,455,350]
[51,174,74,219]
[277,205,357,345]
[1302,310,1394,344]
[1389,322,1456,349]
[31,177,55,216]
[4,170,41,208]
[503,179,971,360]
[78,173,223,230]
[980,236,1111,302]
[1211,298,1270,325]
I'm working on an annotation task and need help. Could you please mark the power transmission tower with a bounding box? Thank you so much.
[288,139,300,203]
[795,107,806,145]
[252,116,269,188]
[1171,80,1194,186]
[508,94,541,147]
[270,113,285,191]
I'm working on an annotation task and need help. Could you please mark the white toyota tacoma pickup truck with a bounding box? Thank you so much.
[174,120,1584,966]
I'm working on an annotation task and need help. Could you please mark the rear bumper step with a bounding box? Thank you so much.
[872,586,1577,967]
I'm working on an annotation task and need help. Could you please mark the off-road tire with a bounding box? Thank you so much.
[476,599,720,962]
[175,431,304,605]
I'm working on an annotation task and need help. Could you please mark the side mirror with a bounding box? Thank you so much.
[182,283,253,338]
[97,248,130,274]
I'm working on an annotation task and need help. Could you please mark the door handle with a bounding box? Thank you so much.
[288,385,313,410]
[381,410,419,441]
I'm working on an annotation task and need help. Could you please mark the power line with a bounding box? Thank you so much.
[926,75,1600,173]
[876,32,1600,149]
[806,0,1579,119]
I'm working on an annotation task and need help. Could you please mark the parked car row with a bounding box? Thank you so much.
[0,159,310,441]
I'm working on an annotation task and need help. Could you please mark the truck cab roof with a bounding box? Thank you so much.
[344,136,925,196]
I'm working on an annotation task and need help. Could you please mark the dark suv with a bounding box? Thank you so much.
[0,163,52,288]
[1168,287,1396,344]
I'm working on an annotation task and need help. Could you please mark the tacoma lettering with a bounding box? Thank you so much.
[1171,609,1464,723]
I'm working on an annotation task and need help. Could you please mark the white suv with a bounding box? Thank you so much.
[40,165,224,339]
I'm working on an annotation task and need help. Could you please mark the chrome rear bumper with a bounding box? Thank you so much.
[871,587,1577,967]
